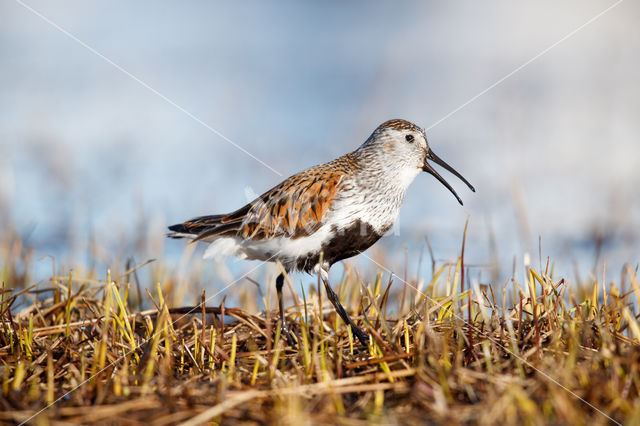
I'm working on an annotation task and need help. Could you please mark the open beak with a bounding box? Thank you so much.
[422,150,476,205]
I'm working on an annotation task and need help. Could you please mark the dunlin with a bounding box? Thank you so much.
[168,119,474,345]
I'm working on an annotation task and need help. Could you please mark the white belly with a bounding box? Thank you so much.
[202,191,403,268]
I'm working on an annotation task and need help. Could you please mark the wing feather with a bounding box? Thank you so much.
[239,170,342,240]
[169,155,358,242]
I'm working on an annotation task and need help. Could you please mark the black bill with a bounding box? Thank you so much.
[423,150,475,205]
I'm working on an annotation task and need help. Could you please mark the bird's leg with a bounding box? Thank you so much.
[319,267,369,346]
[276,273,296,346]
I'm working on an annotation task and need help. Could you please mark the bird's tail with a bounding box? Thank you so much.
[167,214,243,241]
[166,224,197,239]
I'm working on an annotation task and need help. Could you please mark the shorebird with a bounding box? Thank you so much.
[168,119,474,345]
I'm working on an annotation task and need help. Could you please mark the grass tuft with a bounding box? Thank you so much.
[0,234,639,424]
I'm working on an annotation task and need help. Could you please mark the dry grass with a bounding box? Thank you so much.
[1,230,640,425]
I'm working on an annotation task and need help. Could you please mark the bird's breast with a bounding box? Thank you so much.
[332,178,404,233]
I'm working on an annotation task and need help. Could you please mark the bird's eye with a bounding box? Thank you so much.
[405,134,414,143]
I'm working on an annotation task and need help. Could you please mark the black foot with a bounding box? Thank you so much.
[275,273,296,347]
[319,272,369,347]
[279,321,297,347]
[350,324,369,346]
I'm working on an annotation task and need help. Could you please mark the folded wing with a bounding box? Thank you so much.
[168,168,343,242]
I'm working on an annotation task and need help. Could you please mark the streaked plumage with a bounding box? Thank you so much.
[169,119,475,345]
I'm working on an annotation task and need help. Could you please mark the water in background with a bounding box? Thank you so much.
[1,1,639,303]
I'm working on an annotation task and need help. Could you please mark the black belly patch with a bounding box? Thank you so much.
[295,219,384,272]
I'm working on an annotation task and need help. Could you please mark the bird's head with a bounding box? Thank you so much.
[360,119,475,205]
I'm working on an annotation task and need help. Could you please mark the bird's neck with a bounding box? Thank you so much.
[345,157,415,229]
[349,150,420,195]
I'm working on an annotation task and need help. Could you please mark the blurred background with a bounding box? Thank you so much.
[1,0,638,301]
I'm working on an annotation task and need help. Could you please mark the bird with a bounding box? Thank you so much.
[168,119,474,345]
